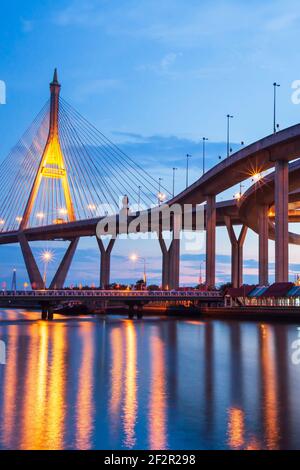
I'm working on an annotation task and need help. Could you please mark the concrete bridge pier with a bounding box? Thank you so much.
[158,215,180,290]
[169,237,180,289]
[18,232,44,289]
[225,217,248,288]
[258,204,269,285]
[158,235,180,290]
[97,237,115,289]
[205,195,216,288]
[158,233,170,289]
[275,160,289,282]
[50,238,79,289]
[41,303,54,320]
[41,305,47,320]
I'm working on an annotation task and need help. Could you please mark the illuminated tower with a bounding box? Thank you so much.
[20,69,75,229]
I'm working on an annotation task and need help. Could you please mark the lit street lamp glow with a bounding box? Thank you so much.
[40,250,54,289]
[252,172,262,182]
[129,254,147,286]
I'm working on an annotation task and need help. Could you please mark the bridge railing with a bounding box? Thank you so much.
[0,289,223,298]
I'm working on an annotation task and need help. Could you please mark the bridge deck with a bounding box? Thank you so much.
[0,289,223,302]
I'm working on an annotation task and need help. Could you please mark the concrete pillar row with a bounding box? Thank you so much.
[275,160,289,282]
[97,237,116,289]
[205,195,216,288]
[258,204,269,286]
[224,217,248,288]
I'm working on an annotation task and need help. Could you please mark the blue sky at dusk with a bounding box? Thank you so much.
[1,0,300,287]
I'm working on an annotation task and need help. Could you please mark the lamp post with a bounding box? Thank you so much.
[130,254,147,287]
[41,250,54,289]
[202,137,208,175]
[186,154,192,188]
[199,261,204,286]
[226,114,233,157]
[138,185,141,211]
[172,167,177,197]
[273,82,280,133]
[158,178,166,205]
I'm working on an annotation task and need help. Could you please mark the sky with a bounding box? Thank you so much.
[1,0,300,287]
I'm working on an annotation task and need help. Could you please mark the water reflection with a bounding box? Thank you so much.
[0,311,299,450]
[149,331,167,449]
[123,321,138,448]
[227,407,244,449]
[109,327,123,438]
[75,323,95,449]
[259,324,279,450]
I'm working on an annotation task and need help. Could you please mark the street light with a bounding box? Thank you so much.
[226,115,234,157]
[158,178,166,205]
[40,250,54,289]
[138,185,141,210]
[199,261,204,286]
[273,82,280,133]
[252,172,262,182]
[130,254,147,286]
[202,137,208,175]
[186,154,192,188]
[172,167,177,197]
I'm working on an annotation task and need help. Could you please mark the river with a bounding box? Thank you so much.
[0,309,299,450]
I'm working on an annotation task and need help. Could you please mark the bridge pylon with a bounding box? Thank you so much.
[20,69,75,230]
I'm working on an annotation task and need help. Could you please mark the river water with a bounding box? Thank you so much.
[0,309,299,450]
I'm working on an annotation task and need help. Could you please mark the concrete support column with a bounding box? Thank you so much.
[169,213,181,290]
[258,205,269,285]
[275,160,289,282]
[205,195,216,288]
[225,217,248,288]
[50,238,79,289]
[237,226,247,287]
[97,237,115,289]
[18,232,44,289]
[169,238,180,290]
[158,234,170,289]
[158,216,180,290]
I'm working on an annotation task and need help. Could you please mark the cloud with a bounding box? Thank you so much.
[73,78,121,101]
[20,18,34,33]
[265,12,300,32]
[137,52,182,76]
[53,1,104,27]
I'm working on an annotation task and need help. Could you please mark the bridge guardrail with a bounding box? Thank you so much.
[0,289,223,298]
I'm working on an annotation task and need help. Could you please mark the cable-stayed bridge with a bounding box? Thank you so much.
[1,70,300,293]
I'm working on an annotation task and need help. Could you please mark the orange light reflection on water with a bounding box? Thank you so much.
[75,323,95,449]
[227,407,245,449]
[123,321,138,448]
[260,324,279,449]
[109,327,123,437]
[149,334,167,449]
[1,325,18,448]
